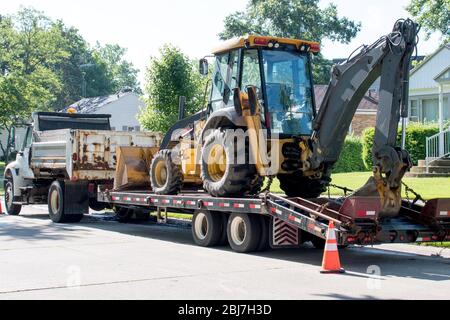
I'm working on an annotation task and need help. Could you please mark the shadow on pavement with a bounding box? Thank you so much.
[3,209,450,283]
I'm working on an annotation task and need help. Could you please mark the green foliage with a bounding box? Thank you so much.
[219,0,361,84]
[333,136,366,173]
[138,45,207,133]
[406,0,450,42]
[361,123,440,169]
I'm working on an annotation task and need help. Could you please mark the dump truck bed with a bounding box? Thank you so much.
[31,129,161,181]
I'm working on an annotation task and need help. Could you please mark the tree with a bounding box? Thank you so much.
[95,43,141,94]
[0,9,61,161]
[138,45,207,132]
[219,0,361,84]
[407,0,450,42]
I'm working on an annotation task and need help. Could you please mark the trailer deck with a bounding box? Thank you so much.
[98,187,450,249]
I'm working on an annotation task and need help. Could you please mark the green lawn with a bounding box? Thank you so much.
[269,171,450,200]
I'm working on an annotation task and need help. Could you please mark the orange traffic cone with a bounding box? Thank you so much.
[320,221,345,274]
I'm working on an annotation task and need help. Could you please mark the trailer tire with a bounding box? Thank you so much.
[150,149,183,195]
[278,173,328,198]
[256,215,270,252]
[4,180,21,216]
[48,181,83,223]
[114,206,133,223]
[218,213,229,246]
[311,236,325,249]
[227,213,261,253]
[201,129,260,197]
[89,198,107,212]
[192,210,222,247]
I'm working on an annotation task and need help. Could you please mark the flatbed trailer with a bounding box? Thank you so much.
[98,187,450,252]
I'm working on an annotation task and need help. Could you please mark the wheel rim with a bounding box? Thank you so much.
[230,216,246,246]
[49,189,60,214]
[194,212,208,240]
[207,144,227,182]
[5,183,13,209]
[154,160,168,187]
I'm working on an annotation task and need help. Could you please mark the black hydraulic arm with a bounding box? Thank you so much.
[309,19,420,215]
[311,19,419,168]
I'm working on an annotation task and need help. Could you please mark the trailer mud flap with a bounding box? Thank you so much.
[269,217,300,249]
[64,181,89,215]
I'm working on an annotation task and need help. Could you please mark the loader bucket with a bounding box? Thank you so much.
[114,146,159,191]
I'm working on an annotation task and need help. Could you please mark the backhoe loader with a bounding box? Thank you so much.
[149,18,422,218]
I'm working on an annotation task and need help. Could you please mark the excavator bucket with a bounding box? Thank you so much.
[114,146,159,191]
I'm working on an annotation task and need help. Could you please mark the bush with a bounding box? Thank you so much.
[333,136,366,173]
[361,123,440,169]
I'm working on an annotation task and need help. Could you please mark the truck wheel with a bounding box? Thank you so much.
[89,198,107,212]
[227,213,261,253]
[114,206,133,223]
[311,236,325,249]
[201,130,260,197]
[278,173,328,198]
[4,180,21,215]
[48,181,83,223]
[192,210,222,247]
[150,149,183,195]
[256,215,270,252]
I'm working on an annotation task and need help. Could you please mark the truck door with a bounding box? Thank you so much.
[16,126,35,180]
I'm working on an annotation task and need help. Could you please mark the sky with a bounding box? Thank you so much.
[0,0,443,85]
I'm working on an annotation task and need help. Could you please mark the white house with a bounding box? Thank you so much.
[408,44,450,126]
[66,90,145,132]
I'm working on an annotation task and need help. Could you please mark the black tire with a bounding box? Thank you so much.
[227,213,262,253]
[218,212,229,246]
[89,198,107,212]
[48,181,83,223]
[4,180,21,215]
[150,149,183,195]
[135,210,150,221]
[201,129,260,197]
[311,236,325,249]
[114,206,133,223]
[247,175,264,196]
[278,173,328,198]
[192,210,223,247]
[256,215,270,252]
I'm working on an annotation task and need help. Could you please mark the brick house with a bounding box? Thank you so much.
[314,85,378,136]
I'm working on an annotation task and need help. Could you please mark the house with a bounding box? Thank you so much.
[314,85,379,136]
[64,89,145,131]
[408,43,450,126]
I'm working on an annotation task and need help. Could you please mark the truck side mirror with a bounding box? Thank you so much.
[199,58,209,76]
[178,96,186,120]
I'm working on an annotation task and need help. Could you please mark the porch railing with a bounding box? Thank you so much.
[425,129,450,172]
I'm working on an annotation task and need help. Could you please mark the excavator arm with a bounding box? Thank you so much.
[308,19,420,216]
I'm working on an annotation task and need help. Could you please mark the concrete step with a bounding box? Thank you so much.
[418,158,450,167]
[410,166,450,174]
[405,172,450,178]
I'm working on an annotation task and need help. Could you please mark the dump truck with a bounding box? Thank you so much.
[95,19,449,253]
[3,112,161,222]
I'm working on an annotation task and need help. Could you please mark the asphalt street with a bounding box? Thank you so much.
[0,199,449,300]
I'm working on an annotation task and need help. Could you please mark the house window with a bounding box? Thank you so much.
[111,127,116,131]
[134,126,140,132]
[422,98,439,123]
[409,100,419,122]
[122,126,128,131]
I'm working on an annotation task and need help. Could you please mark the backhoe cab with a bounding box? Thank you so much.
[150,35,325,198]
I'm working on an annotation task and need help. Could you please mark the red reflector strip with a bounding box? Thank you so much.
[125,197,132,201]
[173,200,183,205]
[162,199,170,204]
[219,202,230,208]
[150,199,158,203]
[233,203,245,208]
[288,215,295,221]
[270,207,282,215]
[112,196,120,201]
[186,201,196,206]
[249,204,261,209]
[206,202,214,207]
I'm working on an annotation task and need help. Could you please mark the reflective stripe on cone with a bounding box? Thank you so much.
[320,221,345,274]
